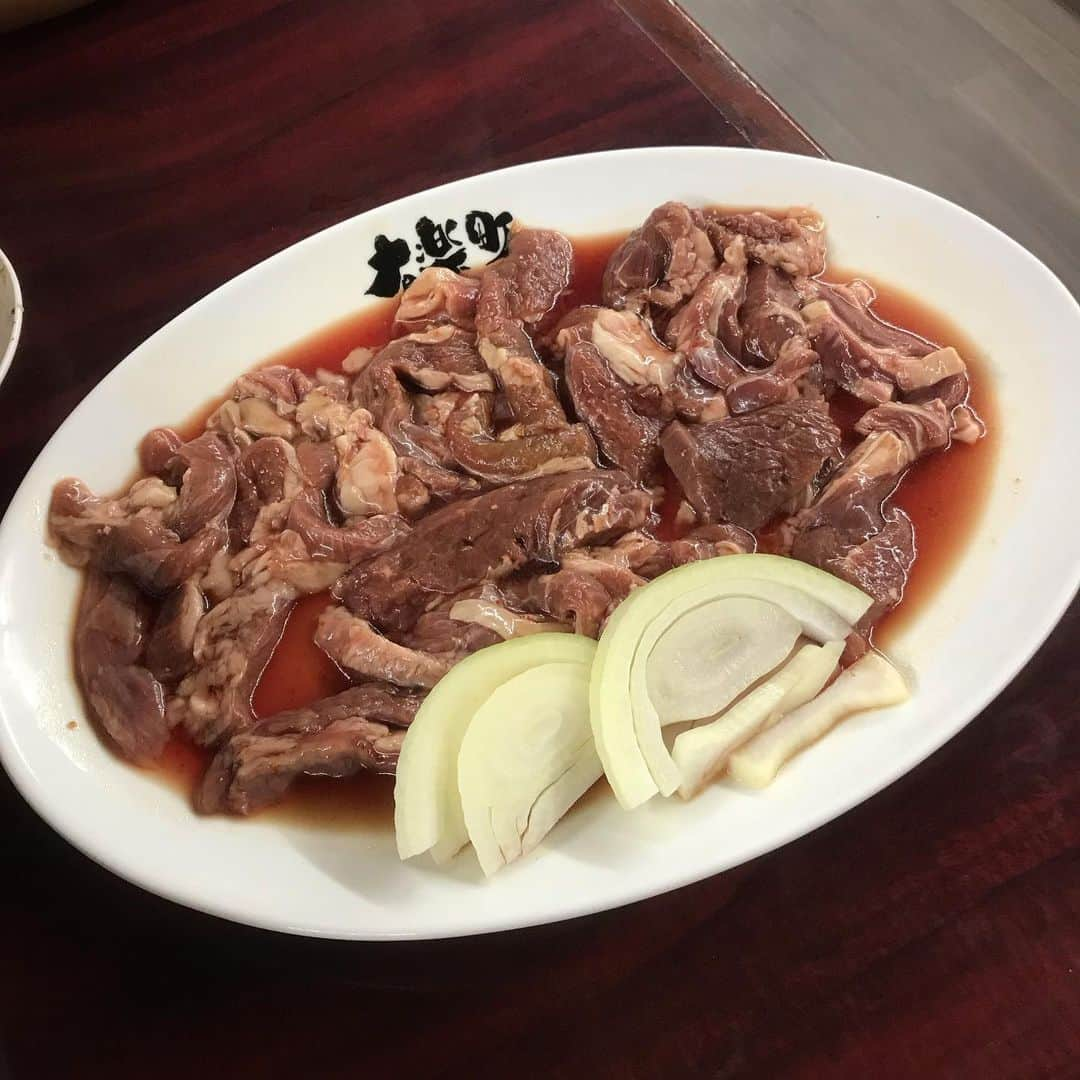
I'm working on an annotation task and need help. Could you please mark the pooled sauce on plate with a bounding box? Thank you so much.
[147,231,996,826]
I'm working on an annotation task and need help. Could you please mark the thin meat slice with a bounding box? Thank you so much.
[395,268,480,333]
[801,279,967,403]
[602,202,717,314]
[164,431,237,540]
[168,532,343,746]
[444,392,597,483]
[170,576,295,746]
[287,487,409,564]
[315,605,455,689]
[50,478,227,595]
[230,436,307,545]
[661,400,841,530]
[476,277,570,432]
[333,407,400,516]
[703,207,826,277]
[336,470,653,633]
[527,555,644,637]
[587,524,754,579]
[196,684,422,815]
[724,262,821,413]
[558,312,663,485]
[139,428,185,482]
[370,329,494,394]
[208,366,314,441]
[853,398,952,455]
[144,580,206,683]
[75,571,168,762]
[588,307,681,390]
[790,405,950,618]
[665,236,748,387]
[476,227,573,329]
[555,306,727,484]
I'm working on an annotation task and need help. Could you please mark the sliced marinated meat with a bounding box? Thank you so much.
[665,366,731,423]
[352,344,473,473]
[372,328,494,394]
[476,227,573,329]
[589,307,681,390]
[476,295,570,433]
[169,532,341,745]
[723,261,821,413]
[295,386,353,441]
[337,470,653,632]
[444,392,596,484]
[740,263,811,367]
[951,404,985,444]
[400,605,502,655]
[165,432,237,540]
[50,476,175,562]
[569,524,753,581]
[853,398,952,456]
[395,455,479,518]
[602,202,717,314]
[333,407,400,516]
[661,400,842,530]
[287,487,409,564]
[196,684,421,815]
[208,365,315,442]
[315,605,453,689]
[446,582,568,638]
[665,235,748,387]
[556,309,665,484]
[75,571,168,762]
[789,408,949,618]
[555,306,729,480]
[169,576,294,745]
[294,439,338,491]
[395,267,480,333]
[50,478,226,595]
[703,207,826,277]
[801,280,967,403]
[101,519,226,596]
[144,580,206,684]
[235,366,315,408]
[527,555,644,637]
[230,436,307,545]
[798,507,916,621]
[139,428,185,483]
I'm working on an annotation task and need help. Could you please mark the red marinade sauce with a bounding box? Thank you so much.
[151,233,996,823]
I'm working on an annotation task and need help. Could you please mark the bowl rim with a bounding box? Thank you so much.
[0,245,24,389]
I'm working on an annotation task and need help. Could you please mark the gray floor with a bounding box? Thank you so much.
[683,0,1080,295]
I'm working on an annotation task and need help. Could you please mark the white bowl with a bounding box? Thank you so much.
[0,247,23,389]
[1,147,1078,939]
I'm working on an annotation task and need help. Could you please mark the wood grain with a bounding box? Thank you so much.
[0,2,1077,1078]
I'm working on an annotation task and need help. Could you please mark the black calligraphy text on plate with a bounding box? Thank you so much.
[365,210,514,295]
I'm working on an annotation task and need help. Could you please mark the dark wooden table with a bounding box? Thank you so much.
[1,2,1076,1077]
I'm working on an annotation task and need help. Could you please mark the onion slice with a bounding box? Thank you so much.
[395,633,596,862]
[635,596,801,795]
[728,651,908,787]
[673,640,843,798]
[590,554,872,809]
[458,660,599,876]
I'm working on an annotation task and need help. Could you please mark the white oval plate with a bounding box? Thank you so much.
[1,148,1078,940]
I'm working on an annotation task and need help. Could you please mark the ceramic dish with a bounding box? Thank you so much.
[1,147,1077,939]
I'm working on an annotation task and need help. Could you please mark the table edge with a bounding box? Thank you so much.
[617,0,827,158]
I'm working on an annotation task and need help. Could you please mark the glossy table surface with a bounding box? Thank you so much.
[1,2,1076,1077]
